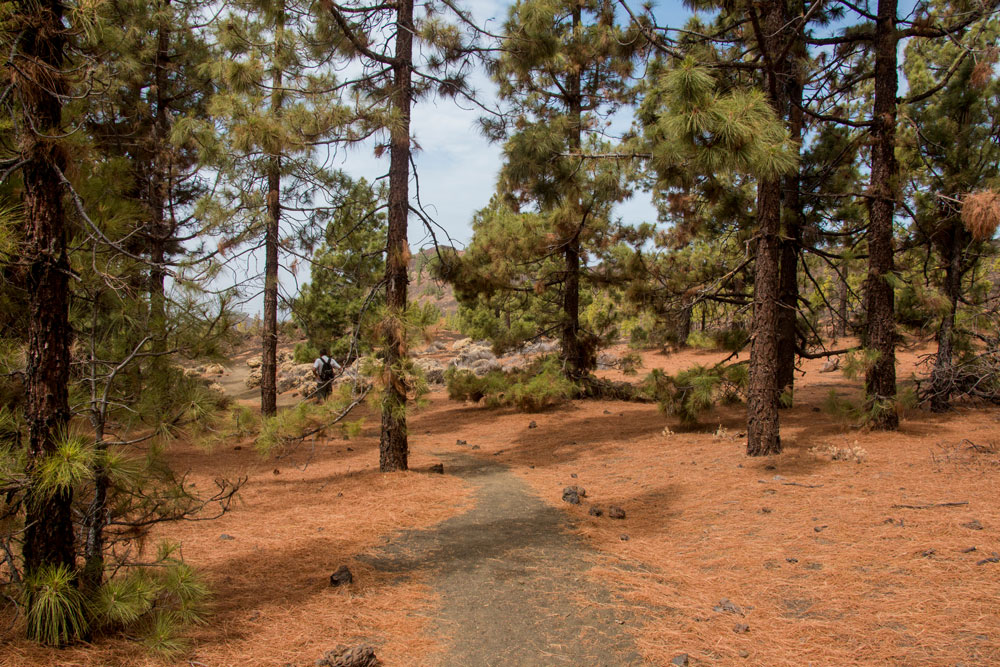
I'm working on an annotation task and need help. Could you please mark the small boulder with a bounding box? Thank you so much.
[562,486,585,504]
[451,337,473,351]
[429,463,444,474]
[415,358,446,384]
[608,506,626,520]
[588,506,604,517]
[671,655,689,667]
[962,519,984,531]
[316,644,379,667]
[247,355,262,369]
[528,421,537,429]
[205,363,225,375]
[245,367,263,389]
[329,565,354,587]
[219,534,235,541]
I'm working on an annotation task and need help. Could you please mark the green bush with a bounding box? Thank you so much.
[293,341,320,364]
[645,362,748,426]
[445,357,577,412]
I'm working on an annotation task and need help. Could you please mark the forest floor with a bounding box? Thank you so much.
[3,336,1000,666]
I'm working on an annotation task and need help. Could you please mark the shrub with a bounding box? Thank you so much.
[645,362,748,426]
[445,357,577,412]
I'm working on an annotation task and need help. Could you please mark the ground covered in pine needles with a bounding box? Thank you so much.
[4,338,999,666]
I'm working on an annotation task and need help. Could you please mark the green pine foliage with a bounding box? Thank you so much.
[445,357,578,412]
[256,391,365,456]
[645,363,748,427]
[21,564,89,646]
[290,178,387,357]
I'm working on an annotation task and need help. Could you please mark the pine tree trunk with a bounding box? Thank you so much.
[262,14,284,418]
[18,0,76,578]
[559,5,590,381]
[747,178,783,456]
[835,255,849,339]
[746,0,786,457]
[863,0,899,430]
[147,20,172,405]
[676,304,692,347]
[930,226,963,412]
[262,161,280,417]
[380,0,414,472]
[776,17,805,396]
[82,420,108,592]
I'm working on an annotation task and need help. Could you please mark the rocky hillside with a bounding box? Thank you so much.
[410,246,460,316]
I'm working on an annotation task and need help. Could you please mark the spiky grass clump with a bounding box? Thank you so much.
[22,564,89,645]
[87,544,210,655]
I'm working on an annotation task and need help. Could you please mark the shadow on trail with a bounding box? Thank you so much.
[363,452,643,666]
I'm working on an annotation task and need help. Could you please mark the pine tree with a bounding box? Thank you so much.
[291,177,387,357]
[81,0,216,409]
[475,0,641,382]
[635,56,796,453]
[195,0,352,416]
[901,8,1000,410]
[323,0,480,471]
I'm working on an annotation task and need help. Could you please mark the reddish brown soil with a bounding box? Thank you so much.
[3,337,999,666]
[430,340,1000,666]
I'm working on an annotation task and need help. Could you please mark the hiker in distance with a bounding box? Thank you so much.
[313,348,341,401]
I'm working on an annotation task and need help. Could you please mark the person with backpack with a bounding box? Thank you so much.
[312,348,341,400]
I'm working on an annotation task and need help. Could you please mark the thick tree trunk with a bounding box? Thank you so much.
[18,0,76,578]
[747,178,784,456]
[863,0,899,430]
[558,5,591,381]
[930,227,963,412]
[746,0,785,456]
[262,161,280,417]
[261,15,284,417]
[776,17,805,396]
[379,0,414,472]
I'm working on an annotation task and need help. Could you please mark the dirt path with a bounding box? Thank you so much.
[365,451,642,666]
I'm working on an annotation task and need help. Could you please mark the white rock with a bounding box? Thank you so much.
[245,367,262,389]
[451,337,473,351]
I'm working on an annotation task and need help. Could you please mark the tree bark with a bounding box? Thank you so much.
[776,11,805,396]
[747,178,784,456]
[863,0,899,430]
[746,0,785,457]
[930,226,963,412]
[261,10,285,417]
[559,5,592,381]
[835,253,849,339]
[17,0,76,578]
[675,304,692,347]
[379,0,414,472]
